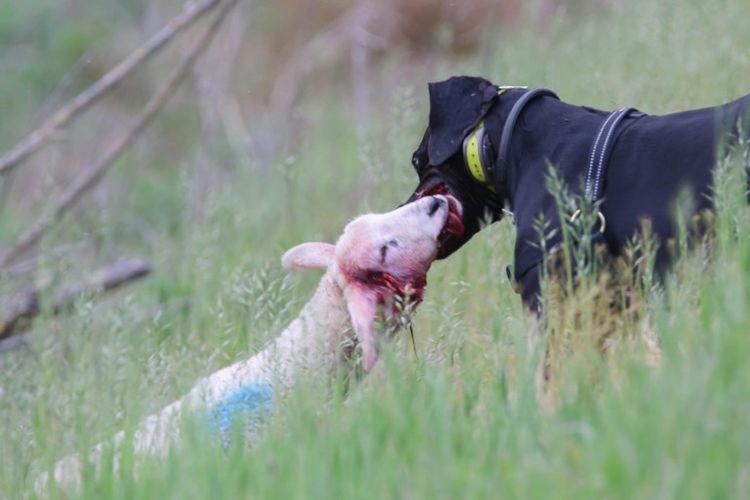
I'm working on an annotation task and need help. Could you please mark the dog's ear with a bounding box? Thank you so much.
[343,284,379,371]
[281,242,335,270]
[426,76,499,166]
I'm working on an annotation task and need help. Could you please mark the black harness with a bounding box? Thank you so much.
[462,88,641,206]
[466,89,643,292]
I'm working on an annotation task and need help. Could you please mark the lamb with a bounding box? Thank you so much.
[39,194,464,491]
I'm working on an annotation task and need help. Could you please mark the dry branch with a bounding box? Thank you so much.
[0,257,152,340]
[0,332,31,353]
[0,0,221,177]
[0,0,240,271]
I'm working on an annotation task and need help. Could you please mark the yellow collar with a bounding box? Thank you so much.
[463,85,547,190]
[462,86,527,189]
[463,120,490,185]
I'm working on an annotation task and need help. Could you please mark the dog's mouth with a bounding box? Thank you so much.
[416,184,465,246]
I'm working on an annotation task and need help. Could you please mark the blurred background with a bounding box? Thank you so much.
[1,0,736,296]
[0,0,615,348]
[2,1,750,497]
[0,0,602,276]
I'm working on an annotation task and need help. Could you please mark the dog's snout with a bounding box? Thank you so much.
[427,196,445,217]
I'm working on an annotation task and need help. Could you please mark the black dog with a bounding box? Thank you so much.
[408,76,750,311]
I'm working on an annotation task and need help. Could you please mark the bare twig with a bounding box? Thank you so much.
[0,0,240,270]
[0,0,221,177]
[0,332,31,353]
[0,257,152,340]
[0,296,191,355]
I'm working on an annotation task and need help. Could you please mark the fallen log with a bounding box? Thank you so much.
[0,257,151,340]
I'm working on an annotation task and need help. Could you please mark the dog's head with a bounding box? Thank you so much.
[282,195,459,370]
[407,76,507,258]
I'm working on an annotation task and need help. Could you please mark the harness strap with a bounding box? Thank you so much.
[507,105,645,297]
[584,107,641,202]
[495,88,559,192]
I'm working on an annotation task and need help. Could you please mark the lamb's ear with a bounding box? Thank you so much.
[426,76,499,166]
[281,242,335,270]
[344,285,379,371]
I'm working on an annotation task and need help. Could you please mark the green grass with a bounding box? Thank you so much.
[2,0,750,498]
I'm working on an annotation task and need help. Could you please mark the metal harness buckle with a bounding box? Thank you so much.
[570,208,607,235]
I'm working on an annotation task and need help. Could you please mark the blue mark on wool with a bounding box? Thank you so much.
[207,383,274,442]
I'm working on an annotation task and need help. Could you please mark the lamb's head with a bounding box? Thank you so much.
[282,195,461,371]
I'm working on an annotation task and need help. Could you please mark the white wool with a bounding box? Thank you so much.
[38,195,454,492]
[42,273,354,492]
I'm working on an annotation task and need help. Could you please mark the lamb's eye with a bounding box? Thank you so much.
[380,240,398,263]
[380,245,388,264]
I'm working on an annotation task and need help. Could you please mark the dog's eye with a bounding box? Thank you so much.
[388,239,398,247]
[412,154,421,171]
